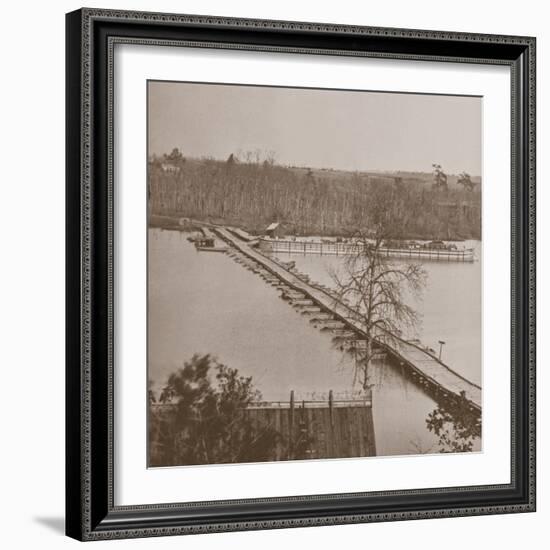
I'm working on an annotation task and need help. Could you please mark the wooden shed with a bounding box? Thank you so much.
[265,222,283,238]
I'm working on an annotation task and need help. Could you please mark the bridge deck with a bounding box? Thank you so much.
[215,227,481,411]
[227,227,259,243]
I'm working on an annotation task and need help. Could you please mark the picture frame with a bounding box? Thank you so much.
[65,7,536,541]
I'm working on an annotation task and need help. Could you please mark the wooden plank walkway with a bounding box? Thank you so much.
[227,227,259,243]
[215,227,482,411]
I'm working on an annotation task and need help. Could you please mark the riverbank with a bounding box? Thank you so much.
[149,213,476,242]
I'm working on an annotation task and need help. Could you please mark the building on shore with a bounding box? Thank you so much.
[265,222,284,238]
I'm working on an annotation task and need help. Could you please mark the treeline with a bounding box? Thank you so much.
[148,156,481,240]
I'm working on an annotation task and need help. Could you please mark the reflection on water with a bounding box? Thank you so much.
[148,229,480,457]
[366,361,440,455]
[273,242,482,385]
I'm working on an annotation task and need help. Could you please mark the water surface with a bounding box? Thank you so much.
[148,229,480,456]
[273,241,482,385]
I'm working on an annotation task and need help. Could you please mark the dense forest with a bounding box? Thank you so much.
[148,151,481,240]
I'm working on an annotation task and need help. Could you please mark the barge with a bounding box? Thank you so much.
[258,237,475,262]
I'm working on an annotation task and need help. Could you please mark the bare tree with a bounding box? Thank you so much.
[149,155,481,239]
[457,171,475,191]
[432,163,448,191]
[330,186,426,391]
[263,149,276,167]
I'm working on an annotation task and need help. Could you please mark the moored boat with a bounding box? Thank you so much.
[194,236,228,253]
[376,239,474,261]
[258,237,474,262]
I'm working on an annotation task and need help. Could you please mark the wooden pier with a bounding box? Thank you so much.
[244,390,376,460]
[227,227,259,243]
[215,227,482,412]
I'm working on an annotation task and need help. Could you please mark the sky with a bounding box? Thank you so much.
[148,81,481,176]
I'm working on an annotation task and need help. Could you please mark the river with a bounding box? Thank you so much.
[272,240,482,385]
[148,229,481,457]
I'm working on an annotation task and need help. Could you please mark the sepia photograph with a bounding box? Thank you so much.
[147,80,482,468]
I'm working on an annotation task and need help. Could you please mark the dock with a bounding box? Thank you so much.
[151,389,376,461]
[227,227,259,243]
[215,227,482,412]
[258,238,474,262]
